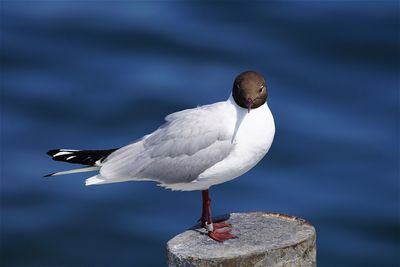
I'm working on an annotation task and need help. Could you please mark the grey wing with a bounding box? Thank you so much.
[100,106,234,184]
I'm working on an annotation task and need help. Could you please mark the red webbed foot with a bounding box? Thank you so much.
[199,218,231,229]
[212,221,231,229]
[208,228,237,242]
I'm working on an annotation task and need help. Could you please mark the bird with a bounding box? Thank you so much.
[45,70,275,242]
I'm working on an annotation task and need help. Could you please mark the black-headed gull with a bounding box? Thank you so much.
[46,71,275,242]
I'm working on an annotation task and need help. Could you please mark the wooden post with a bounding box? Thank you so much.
[167,212,316,267]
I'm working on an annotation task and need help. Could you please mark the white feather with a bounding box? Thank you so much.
[85,176,106,186]
[54,151,73,157]
[47,166,100,177]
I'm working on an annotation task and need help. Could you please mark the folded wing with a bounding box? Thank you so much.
[97,103,235,185]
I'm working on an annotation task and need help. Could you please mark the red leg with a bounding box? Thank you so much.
[200,189,237,242]
[199,190,208,227]
[199,190,230,228]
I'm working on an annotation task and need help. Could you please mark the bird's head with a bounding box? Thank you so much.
[232,71,268,113]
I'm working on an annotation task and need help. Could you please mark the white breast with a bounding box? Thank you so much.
[172,96,275,191]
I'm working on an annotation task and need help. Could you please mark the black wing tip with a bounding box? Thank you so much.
[43,173,54,177]
[45,148,118,166]
[47,149,60,157]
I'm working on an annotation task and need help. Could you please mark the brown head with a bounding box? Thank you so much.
[232,71,268,113]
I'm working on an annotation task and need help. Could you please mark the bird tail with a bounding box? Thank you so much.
[45,148,118,177]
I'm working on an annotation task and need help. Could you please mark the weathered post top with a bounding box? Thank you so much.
[167,212,316,267]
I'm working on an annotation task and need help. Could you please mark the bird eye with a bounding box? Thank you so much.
[259,85,264,93]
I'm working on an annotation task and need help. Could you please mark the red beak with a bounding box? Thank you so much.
[246,98,253,113]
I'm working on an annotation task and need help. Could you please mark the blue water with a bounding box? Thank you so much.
[1,1,399,266]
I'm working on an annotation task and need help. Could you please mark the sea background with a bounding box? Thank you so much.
[1,1,399,266]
